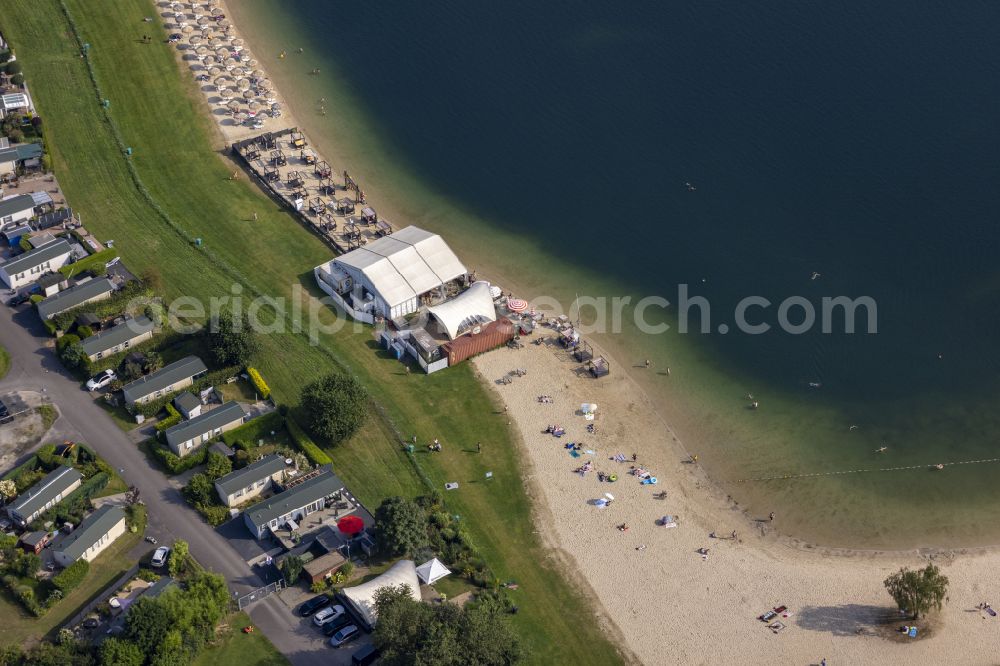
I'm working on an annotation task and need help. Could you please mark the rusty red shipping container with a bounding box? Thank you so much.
[443,317,516,366]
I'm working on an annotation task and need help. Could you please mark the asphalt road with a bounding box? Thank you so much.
[0,303,343,665]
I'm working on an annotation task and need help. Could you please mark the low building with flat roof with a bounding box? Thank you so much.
[78,316,155,362]
[164,401,245,457]
[36,276,113,320]
[243,468,345,540]
[121,356,207,406]
[214,454,290,507]
[0,238,72,289]
[6,466,83,527]
[53,505,127,567]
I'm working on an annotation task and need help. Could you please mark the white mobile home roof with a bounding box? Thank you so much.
[1,239,71,276]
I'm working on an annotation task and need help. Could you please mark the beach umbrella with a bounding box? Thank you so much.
[224,56,237,67]
[271,102,282,111]
[195,46,209,58]
[214,46,229,58]
[337,515,365,536]
[248,101,260,111]
[605,493,615,501]
[231,37,244,48]
[227,100,240,111]
[218,18,231,27]
[237,78,251,90]
[209,37,223,48]
[234,111,248,122]
[489,285,503,299]
[213,75,230,87]
[208,6,221,14]
[181,23,193,33]
[257,78,272,90]
[188,35,203,45]
[231,66,247,78]
[243,89,255,100]
[506,297,528,313]
[247,58,259,68]
[197,16,210,26]
[251,68,265,79]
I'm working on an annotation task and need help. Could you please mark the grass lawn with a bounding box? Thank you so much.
[0,528,141,646]
[0,345,9,380]
[193,612,290,666]
[218,378,259,403]
[3,2,623,663]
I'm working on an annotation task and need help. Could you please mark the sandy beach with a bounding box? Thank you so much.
[472,335,1000,664]
[163,2,1000,663]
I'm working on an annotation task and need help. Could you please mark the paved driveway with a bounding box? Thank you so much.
[0,303,339,665]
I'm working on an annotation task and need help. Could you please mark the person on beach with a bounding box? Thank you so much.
[477,441,482,454]
[644,359,651,368]
[731,530,737,540]
[252,211,258,221]
[769,512,775,522]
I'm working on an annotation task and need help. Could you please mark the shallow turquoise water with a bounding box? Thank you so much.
[227,1,1000,548]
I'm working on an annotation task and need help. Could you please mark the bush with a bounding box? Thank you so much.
[151,443,208,475]
[137,568,160,583]
[77,325,94,338]
[287,417,332,466]
[205,451,232,480]
[5,61,21,75]
[10,74,23,87]
[29,294,44,304]
[247,367,270,400]
[154,403,181,433]
[18,235,32,252]
[58,249,118,279]
[195,503,229,526]
[52,559,89,593]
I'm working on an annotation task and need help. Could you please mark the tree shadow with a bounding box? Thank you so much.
[795,604,896,637]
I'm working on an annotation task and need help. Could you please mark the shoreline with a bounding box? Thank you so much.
[174,2,1000,559]
[470,333,1000,663]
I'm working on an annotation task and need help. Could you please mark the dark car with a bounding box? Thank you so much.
[351,644,380,666]
[298,594,331,617]
[82,617,100,630]
[322,613,353,636]
[7,293,29,307]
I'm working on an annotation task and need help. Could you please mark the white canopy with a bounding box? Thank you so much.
[340,559,421,629]
[427,281,497,340]
[415,557,451,585]
[333,225,467,311]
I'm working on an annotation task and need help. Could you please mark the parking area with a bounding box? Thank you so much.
[274,586,374,664]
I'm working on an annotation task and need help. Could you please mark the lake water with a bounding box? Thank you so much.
[228,0,1000,548]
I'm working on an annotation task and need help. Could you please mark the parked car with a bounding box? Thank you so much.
[322,612,353,636]
[7,293,29,307]
[328,624,360,648]
[150,546,170,568]
[313,604,346,627]
[86,369,117,391]
[351,644,380,666]
[82,617,100,630]
[298,595,332,617]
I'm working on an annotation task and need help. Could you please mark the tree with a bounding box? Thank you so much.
[208,309,260,367]
[10,74,23,88]
[282,555,304,585]
[5,61,21,75]
[300,373,368,445]
[143,352,164,374]
[125,485,141,505]
[884,563,949,619]
[122,360,144,381]
[373,584,522,665]
[204,451,232,480]
[125,597,173,654]
[60,342,89,369]
[168,540,189,578]
[0,479,15,501]
[375,496,427,556]
[99,637,143,666]
[183,473,213,506]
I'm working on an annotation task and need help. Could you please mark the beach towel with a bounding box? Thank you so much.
[586,449,596,455]
[908,627,918,638]
[570,450,582,458]
[613,453,626,463]
[758,610,777,622]
[769,621,785,634]
[987,607,997,617]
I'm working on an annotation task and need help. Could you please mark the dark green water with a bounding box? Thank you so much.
[229,1,1000,548]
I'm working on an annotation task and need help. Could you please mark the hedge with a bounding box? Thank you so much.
[58,248,118,278]
[287,417,332,465]
[221,411,284,447]
[154,402,182,433]
[247,367,270,400]
[151,442,208,475]
[51,559,89,593]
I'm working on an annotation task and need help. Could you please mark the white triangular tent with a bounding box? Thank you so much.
[416,557,452,585]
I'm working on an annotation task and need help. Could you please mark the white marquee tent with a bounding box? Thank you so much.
[426,281,497,339]
[415,557,451,585]
[340,559,421,630]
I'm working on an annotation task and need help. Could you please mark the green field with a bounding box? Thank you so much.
[0,345,9,380]
[3,1,623,662]
[193,612,290,666]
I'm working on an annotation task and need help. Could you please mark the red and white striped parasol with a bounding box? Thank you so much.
[506,298,528,313]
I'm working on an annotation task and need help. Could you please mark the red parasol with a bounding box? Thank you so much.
[506,297,528,313]
[337,515,365,536]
